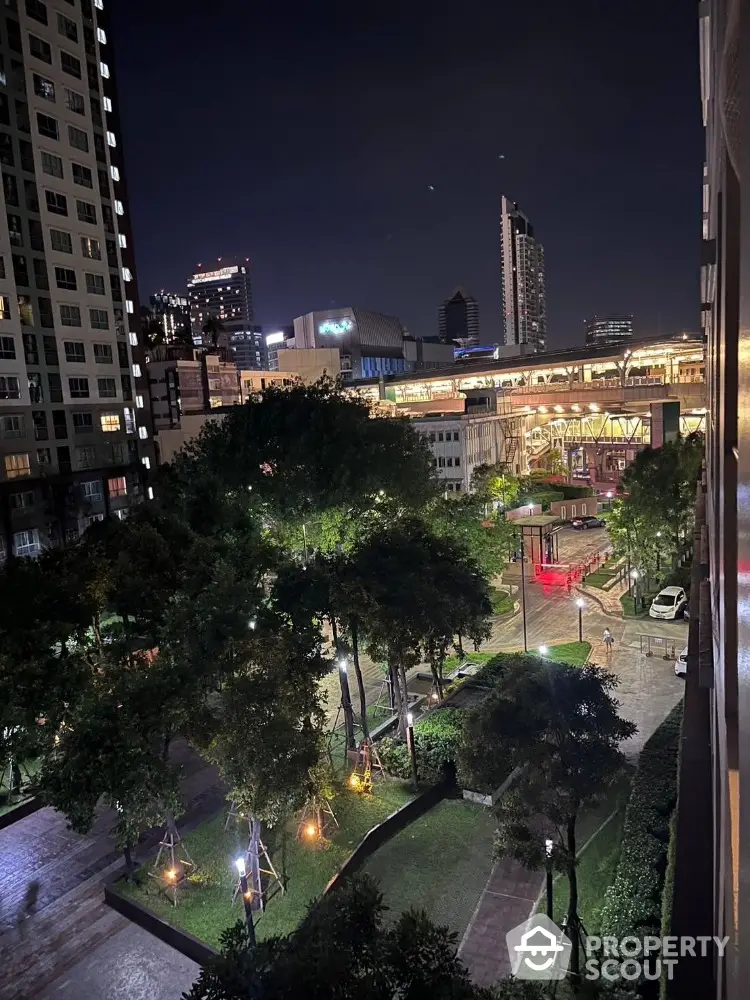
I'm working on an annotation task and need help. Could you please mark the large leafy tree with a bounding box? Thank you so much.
[460,658,635,977]
[196,613,327,905]
[424,494,517,580]
[352,519,492,729]
[185,873,499,1000]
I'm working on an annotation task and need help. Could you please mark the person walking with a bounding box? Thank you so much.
[16,880,40,938]
[603,628,615,655]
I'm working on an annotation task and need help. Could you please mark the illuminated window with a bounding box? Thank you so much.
[135,394,144,408]
[131,363,141,378]
[107,131,117,148]
[110,164,119,181]
[141,456,150,470]
[100,413,120,432]
[122,267,132,282]
[95,0,104,8]
[126,299,134,314]
[100,62,110,79]
[147,486,154,500]
[117,233,127,248]
[5,453,31,479]
[108,476,127,498]
[103,97,113,113]
[128,332,138,346]
[114,200,124,216]
[138,425,147,440]
[97,28,107,44]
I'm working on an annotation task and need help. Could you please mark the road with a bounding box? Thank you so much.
[0,527,685,998]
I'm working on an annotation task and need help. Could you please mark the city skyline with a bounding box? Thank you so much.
[112,0,703,349]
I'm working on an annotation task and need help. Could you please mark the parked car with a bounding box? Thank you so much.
[649,586,688,620]
[571,516,606,530]
[675,646,688,677]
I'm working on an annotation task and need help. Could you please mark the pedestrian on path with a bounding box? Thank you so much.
[603,628,615,655]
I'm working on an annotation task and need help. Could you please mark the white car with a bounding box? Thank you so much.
[649,586,688,620]
[675,646,687,677]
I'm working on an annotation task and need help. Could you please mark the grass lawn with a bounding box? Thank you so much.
[116,777,413,949]
[584,570,612,590]
[490,587,515,616]
[620,594,653,618]
[543,641,591,666]
[444,652,496,672]
[360,797,497,939]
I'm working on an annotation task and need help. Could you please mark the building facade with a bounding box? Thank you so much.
[292,307,453,380]
[500,195,546,351]
[0,0,154,562]
[666,2,746,998]
[187,259,253,343]
[147,348,239,432]
[438,286,479,346]
[148,290,190,345]
[584,314,634,347]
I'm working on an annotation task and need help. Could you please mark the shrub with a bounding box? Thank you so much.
[490,587,515,615]
[559,484,595,499]
[377,708,464,784]
[598,703,683,945]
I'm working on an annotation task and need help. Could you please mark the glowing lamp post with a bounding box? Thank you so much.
[576,598,584,643]
[235,857,256,945]
[545,838,554,920]
[405,711,418,790]
[630,569,640,613]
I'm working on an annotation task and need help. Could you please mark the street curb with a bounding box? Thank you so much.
[576,585,623,620]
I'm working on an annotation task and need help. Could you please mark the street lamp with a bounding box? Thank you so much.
[576,598,584,643]
[520,533,528,652]
[235,857,256,945]
[656,531,662,572]
[539,645,548,657]
[545,838,554,920]
[405,711,418,790]
[630,569,640,613]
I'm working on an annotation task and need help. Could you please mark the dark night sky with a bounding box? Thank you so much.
[112,0,704,349]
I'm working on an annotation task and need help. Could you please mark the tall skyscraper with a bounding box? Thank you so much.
[148,291,190,345]
[500,195,546,351]
[438,287,479,346]
[0,0,154,562]
[584,314,634,347]
[187,258,253,342]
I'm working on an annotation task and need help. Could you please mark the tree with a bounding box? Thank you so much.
[352,519,492,727]
[185,874,498,1000]
[471,463,521,509]
[424,495,517,579]
[142,316,165,351]
[202,314,225,349]
[196,616,327,905]
[536,447,566,478]
[460,658,636,977]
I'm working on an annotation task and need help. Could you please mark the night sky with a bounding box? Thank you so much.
[113,0,703,349]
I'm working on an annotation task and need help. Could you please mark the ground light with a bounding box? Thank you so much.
[576,598,585,642]
[539,645,549,656]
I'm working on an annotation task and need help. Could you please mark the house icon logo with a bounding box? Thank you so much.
[506,914,572,980]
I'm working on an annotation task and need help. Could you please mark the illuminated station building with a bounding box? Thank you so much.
[352,337,706,493]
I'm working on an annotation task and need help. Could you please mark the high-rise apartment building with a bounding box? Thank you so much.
[148,290,190,345]
[187,258,253,341]
[500,195,546,351]
[584,314,634,347]
[663,3,745,998]
[0,0,154,562]
[438,287,479,346]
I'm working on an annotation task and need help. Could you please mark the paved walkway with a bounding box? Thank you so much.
[457,566,686,985]
[0,741,219,1000]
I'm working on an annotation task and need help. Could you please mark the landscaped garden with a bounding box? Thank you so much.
[489,586,515,616]
[116,776,414,949]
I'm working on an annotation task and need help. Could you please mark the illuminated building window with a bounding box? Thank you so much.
[103,96,113,113]
[100,413,120,432]
[108,476,127,497]
[117,233,127,248]
[97,28,107,44]
[100,62,110,79]
[141,456,150,470]
[132,363,141,378]
[138,426,148,440]
[135,394,144,408]
[5,453,30,479]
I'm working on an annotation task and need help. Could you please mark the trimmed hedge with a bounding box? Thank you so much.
[559,484,595,499]
[378,708,463,784]
[598,703,683,942]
